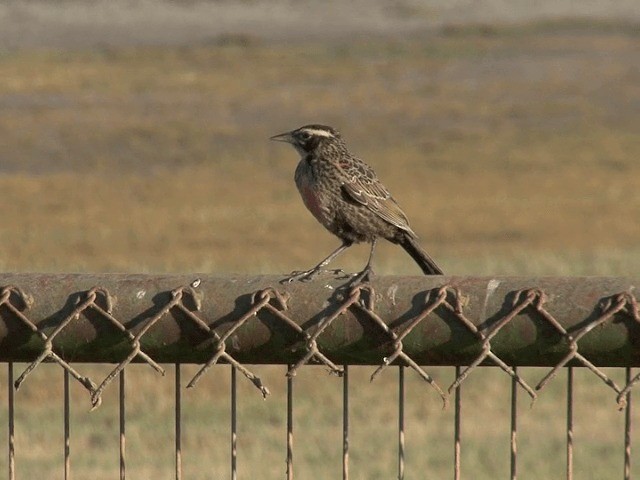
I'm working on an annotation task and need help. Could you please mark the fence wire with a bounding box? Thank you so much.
[0,274,638,479]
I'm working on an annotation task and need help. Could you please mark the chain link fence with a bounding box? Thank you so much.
[0,273,638,479]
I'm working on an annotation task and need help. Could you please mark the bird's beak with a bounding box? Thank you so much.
[269,131,294,143]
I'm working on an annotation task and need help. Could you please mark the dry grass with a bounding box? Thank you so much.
[0,29,639,277]
[1,167,639,275]
[0,365,638,479]
[0,21,638,478]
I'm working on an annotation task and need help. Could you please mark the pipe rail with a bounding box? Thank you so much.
[0,273,638,408]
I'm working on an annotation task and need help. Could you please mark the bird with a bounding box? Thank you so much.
[270,124,443,284]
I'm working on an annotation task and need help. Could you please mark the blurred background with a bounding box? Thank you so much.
[0,0,638,276]
[0,1,639,478]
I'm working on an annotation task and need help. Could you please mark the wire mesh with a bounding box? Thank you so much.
[510,367,518,480]
[120,371,126,480]
[64,370,70,480]
[454,366,461,480]
[342,365,349,480]
[398,366,405,480]
[567,367,574,480]
[231,366,238,480]
[624,367,632,480]
[175,364,182,480]
[8,363,14,480]
[287,366,294,480]
[0,275,637,478]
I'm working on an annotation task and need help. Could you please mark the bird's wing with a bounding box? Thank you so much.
[339,158,416,235]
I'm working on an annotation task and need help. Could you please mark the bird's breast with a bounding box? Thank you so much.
[295,160,330,225]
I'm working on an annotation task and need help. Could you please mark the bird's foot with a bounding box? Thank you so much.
[348,265,374,286]
[280,268,346,284]
[280,268,319,284]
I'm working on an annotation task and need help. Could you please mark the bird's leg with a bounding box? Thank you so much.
[349,239,376,286]
[281,241,353,283]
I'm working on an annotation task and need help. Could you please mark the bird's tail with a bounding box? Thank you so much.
[397,233,443,275]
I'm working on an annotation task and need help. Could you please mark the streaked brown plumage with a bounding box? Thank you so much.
[271,124,443,283]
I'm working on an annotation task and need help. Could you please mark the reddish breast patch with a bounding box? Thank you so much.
[299,183,326,223]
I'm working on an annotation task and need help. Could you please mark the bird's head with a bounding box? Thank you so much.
[270,124,342,156]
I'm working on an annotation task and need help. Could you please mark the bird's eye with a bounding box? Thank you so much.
[298,131,311,141]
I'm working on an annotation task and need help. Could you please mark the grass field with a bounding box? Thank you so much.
[1,364,638,479]
[0,16,639,479]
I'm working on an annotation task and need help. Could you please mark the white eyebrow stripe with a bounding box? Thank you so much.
[301,128,334,138]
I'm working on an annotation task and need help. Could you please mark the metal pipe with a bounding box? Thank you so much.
[510,367,517,480]
[175,364,182,480]
[231,366,237,480]
[120,371,126,480]
[342,365,349,480]
[566,367,574,480]
[0,274,637,366]
[8,363,14,480]
[453,366,461,480]
[624,367,632,480]
[286,365,293,480]
[64,370,70,480]
[398,366,405,480]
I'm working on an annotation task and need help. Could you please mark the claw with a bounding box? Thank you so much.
[279,268,320,284]
[280,268,346,284]
[349,266,374,286]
